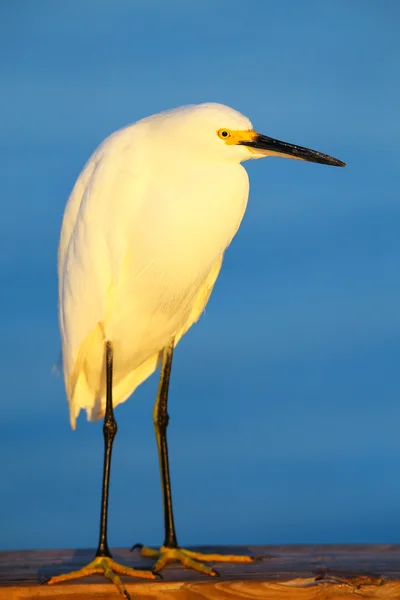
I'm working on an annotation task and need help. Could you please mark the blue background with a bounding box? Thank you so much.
[1,1,399,552]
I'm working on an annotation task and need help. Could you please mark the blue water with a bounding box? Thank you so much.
[1,2,399,551]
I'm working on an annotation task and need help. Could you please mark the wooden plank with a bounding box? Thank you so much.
[1,545,399,599]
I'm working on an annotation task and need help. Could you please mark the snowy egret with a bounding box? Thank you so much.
[48,103,345,597]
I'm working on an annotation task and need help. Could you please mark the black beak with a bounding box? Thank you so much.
[239,133,346,167]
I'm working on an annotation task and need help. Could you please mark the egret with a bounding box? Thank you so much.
[48,103,345,598]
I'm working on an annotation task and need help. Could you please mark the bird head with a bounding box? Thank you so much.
[145,102,345,167]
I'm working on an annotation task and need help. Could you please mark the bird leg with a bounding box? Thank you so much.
[46,341,155,599]
[132,340,253,576]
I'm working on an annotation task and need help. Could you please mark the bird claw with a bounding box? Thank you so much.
[134,544,251,577]
[45,555,155,598]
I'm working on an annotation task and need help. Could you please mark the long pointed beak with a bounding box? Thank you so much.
[239,133,346,167]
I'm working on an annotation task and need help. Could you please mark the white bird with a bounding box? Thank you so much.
[48,102,345,598]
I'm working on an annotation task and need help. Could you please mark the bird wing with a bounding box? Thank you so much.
[58,127,145,425]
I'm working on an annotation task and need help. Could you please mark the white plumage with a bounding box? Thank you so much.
[59,103,253,428]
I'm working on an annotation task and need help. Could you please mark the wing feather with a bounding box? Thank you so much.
[58,126,145,426]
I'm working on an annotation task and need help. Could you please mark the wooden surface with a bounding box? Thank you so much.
[1,545,400,599]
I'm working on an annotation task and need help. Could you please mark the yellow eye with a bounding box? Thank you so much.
[217,129,231,139]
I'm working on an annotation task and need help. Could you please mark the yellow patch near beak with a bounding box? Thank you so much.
[217,128,257,146]
[219,129,282,157]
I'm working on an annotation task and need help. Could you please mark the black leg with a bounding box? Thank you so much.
[154,340,178,548]
[46,339,156,596]
[129,339,253,575]
[96,340,117,557]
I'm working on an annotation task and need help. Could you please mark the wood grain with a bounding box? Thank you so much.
[1,545,399,599]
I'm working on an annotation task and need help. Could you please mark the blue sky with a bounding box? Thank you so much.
[1,1,400,552]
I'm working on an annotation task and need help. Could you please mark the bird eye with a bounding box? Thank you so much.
[218,129,231,139]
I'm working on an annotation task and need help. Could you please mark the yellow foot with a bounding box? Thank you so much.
[45,555,156,599]
[132,544,253,576]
